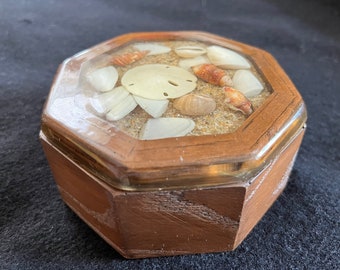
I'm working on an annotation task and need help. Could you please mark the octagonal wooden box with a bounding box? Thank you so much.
[40,31,307,258]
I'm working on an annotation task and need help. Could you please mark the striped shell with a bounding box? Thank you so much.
[110,50,149,66]
[192,64,233,86]
[173,93,216,116]
[224,87,253,116]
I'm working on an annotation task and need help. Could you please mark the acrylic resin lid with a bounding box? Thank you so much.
[41,31,307,191]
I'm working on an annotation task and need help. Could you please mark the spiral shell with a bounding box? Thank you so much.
[224,87,253,116]
[192,64,233,86]
[110,50,149,66]
[173,93,216,116]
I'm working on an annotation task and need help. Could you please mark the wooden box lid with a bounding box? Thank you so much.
[41,31,307,191]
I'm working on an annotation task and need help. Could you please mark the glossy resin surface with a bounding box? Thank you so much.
[41,31,306,191]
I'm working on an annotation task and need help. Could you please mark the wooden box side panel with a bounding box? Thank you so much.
[234,129,305,247]
[40,133,247,258]
[114,186,245,258]
[40,136,127,254]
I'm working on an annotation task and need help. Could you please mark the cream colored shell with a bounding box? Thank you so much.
[89,86,130,115]
[232,70,263,97]
[87,66,118,92]
[140,117,195,140]
[133,43,171,55]
[178,56,210,70]
[134,96,169,118]
[207,46,250,69]
[174,46,207,58]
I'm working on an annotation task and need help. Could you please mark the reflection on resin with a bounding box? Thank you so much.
[78,41,271,140]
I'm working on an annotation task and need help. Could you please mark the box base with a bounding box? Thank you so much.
[40,128,304,258]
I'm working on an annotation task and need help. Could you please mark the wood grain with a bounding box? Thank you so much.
[40,128,305,258]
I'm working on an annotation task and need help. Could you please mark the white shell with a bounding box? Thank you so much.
[106,94,137,121]
[178,56,210,70]
[232,70,264,97]
[133,43,171,55]
[89,86,130,115]
[121,64,197,100]
[87,66,118,92]
[175,46,207,58]
[134,96,169,118]
[140,118,195,140]
[207,46,250,69]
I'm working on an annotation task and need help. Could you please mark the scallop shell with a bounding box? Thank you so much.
[110,50,149,66]
[232,70,264,97]
[224,86,253,115]
[87,66,118,92]
[207,46,250,69]
[173,94,216,116]
[192,64,233,86]
[134,96,169,118]
[89,86,130,115]
[178,56,210,70]
[106,93,137,121]
[175,46,207,58]
[140,118,195,140]
[121,64,197,100]
[133,43,171,55]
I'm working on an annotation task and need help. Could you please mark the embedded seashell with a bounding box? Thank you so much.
[173,94,216,116]
[106,93,137,121]
[110,50,149,66]
[192,64,233,86]
[121,64,197,100]
[133,43,171,55]
[224,87,253,116]
[178,56,210,70]
[89,86,130,115]
[87,66,118,92]
[134,96,169,118]
[207,46,250,69]
[232,70,264,97]
[175,46,207,58]
[140,118,195,140]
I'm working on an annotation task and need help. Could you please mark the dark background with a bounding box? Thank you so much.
[1,0,339,269]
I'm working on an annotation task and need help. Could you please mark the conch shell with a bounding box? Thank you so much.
[173,93,216,116]
[110,50,149,66]
[192,64,233,86]
[224,87,253,116]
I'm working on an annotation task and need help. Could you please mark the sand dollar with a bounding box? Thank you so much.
[121,64,197,100]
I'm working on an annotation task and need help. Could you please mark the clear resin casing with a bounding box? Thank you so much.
[41,31,306,191]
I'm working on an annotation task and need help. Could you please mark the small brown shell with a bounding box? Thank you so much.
[192,64,233,86]
[224,87,253,115]
[110,50,149,66]
[173,93,216,116]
